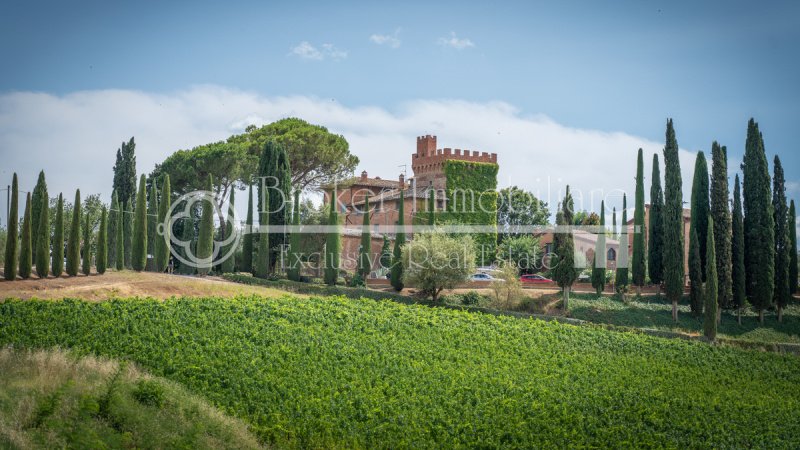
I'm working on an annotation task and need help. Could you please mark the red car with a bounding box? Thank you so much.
[519,274,553,284]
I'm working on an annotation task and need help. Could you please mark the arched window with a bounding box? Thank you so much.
[607,248,616,261]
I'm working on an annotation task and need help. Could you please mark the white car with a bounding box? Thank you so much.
[470,273,502,282]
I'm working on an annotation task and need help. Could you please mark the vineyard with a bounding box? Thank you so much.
[1,295,799,448]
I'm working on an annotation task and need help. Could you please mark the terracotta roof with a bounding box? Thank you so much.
[324,176,400,190]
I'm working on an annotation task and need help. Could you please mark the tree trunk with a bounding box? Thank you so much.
[737,307,741,325]
[656,284,661,297]
[778,306,783,323]
[759,309,764,324]
[636,285,642,297]
[716,307,721,325]
[563,286,570,312]
[672,300,678,322]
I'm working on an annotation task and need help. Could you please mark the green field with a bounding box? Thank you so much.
[1,295,799,448]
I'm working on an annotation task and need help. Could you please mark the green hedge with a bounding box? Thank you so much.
[442,160,498,263]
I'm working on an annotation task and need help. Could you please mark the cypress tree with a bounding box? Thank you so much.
[155,175,171,272]
[632,148,646,294]
[113,137,137,207]
[323,192,340,285]
[789,200,797,295]
[66,190,81,276]
[591,200,606,295]
[257,140,292,273]
[690,151,710,280]
[254,180,270,279]
[108,190,119,269]
[704,216,718,341]
[688,224,703,316]
[615,194,629,293]
[197,175,215,276]
[30,170,46,257]
[4,173,19,280]
[52,193,64,277]
[612,207,617,239]
[131,175,148,271]
[428,186,436,226]
[97,207,107,274]
[663,119,685,322]
[146,181,158,271]
[177,208,196,275]
[19,193,32,279]
[380,235,391,271]
[358,193,372,278]
[81,211,91,275]
[116,200,125,271]
[286,190,301,281]
[552,186,578,309]
[772,156,790,322]
[124,200,133,269]
[710,142,732,315]
[731,175,746,323]
[390,189,405,291]
[648,153,665,293]
[742,118,774,323]
[35,186,50,278]
[242,184,254,274]
[220,184,235,274]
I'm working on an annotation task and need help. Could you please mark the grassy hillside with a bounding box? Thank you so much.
[1,295,799,448]
[0,347,262,449]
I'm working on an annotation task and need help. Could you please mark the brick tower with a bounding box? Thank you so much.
[411,135,497,190]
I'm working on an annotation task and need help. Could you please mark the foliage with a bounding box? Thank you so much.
[323,194,341,285]
[592,201,607,295]
[742,118,775,320]
[154,175,171,273]
[442,160,499,263]
[496,186,549,241]
[112,137,137,207]
[97,207,107,274]
[223,273,412,303]
[132,379,165,408]
[689,225,704,317]
[35,182,50,278]
[790,200,798,295]
[146,181,158,271]
[242,185,254,274]
[358,193,371,277]
[229,117,359,190]
[711,142,733,309]
[286,191,301,281]
[731,175,746,312]
[648,153,665,287]
[19,193,32,279]
[705,216,718,340]
[116,200,124,271]
[258,140,292,273]
[52,193,64,277]
[689,151,709,280]
[379,235,391,271]
[632,149,646,288]
[663,119,685,318]
[402,232,475,302]
[123,201,133,269]
[390,189,405,291]
[3,296,800,448]
[4,173,19,280]
[81,211,91,275]
[551,186,578,309]
[772,156,791,320]
[66,190,81,276]
[489,262,523,309]
[196,175,215,276]
[108,191,118,269]
[572,211,600,226]
[220,184,236,274]
[496,234,542,274]
[615,194,629,293]
[132,175,148,271]
[31,170,47,255]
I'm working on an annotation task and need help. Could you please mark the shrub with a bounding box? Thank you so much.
[132,379,165,408]
[401,232,475,302]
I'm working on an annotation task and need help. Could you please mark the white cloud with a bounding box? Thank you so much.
[437,32,474,50]
[370,30,401,48]
[290,41,347,61]
[3,85,782,224]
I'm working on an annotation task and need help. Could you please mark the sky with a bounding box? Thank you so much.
[0,0,798,231]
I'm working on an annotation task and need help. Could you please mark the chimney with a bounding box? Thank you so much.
[361,170,368,180]
[399,173,405,187]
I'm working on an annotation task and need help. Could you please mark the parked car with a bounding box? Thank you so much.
[470,273,501,282]
[577,272,591,282]
[519,274,553,284]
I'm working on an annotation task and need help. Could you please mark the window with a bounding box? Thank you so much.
[607,248,616,261]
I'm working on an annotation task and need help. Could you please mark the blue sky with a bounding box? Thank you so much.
[0,0,798,223]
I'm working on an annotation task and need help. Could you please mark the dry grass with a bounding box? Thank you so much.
[0,347,264,449]
[0,270,299,301]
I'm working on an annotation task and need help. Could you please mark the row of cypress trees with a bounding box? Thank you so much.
[2,172,109,280]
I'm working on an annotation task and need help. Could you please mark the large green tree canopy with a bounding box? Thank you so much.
[496,186,549,241]
[228,118,359,190]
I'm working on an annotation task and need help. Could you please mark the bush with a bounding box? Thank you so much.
[441,291,492,307]
[401,232,476,302]
[132,379,165,408]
